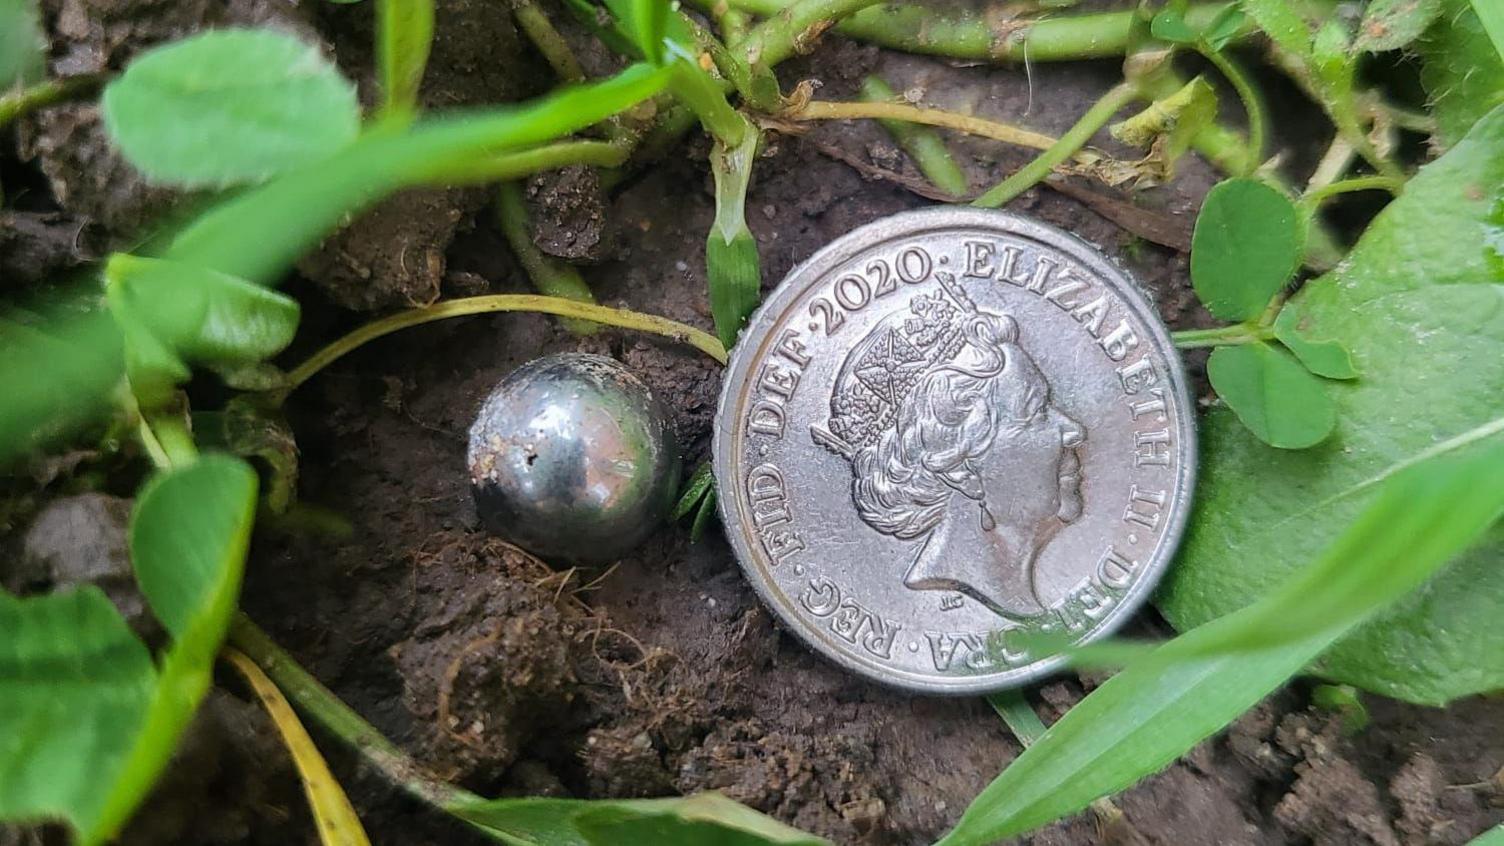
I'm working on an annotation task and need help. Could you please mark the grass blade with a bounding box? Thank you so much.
[224,649,371,846]
[377,0,435,121]
[938,439,1504,845]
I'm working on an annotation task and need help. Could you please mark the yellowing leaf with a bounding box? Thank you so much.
[224,649,371,846]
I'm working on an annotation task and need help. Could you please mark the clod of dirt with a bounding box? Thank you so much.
[18,0,320,238]
[525,165,611,263]
[0,210,107,287]
[10,493,158,639]
[387,532,582,787]
[293,0,541,311]
[297,188,483,311]
[119,689,304,845]
[1273,709,1401,846]
[677,721,893,841]
[1390,752,1448,845]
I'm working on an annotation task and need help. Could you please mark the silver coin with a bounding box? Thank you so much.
[713,208,1196,694]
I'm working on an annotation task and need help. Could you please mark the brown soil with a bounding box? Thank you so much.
[3,2,1503,845]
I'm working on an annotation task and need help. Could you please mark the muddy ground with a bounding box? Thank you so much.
[3,1,1502,844]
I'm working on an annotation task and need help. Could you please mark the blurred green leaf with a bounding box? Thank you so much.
[631,0,669,63]
[1,0,46,89]
[671,460,714,521]
[1150,8,1199,43]
[1235,0,1313,56]
[1470,825,1504,846]
[690,487,717,543]
[1202,5,1250,49]
[1208,342,1335,448]
[378,0,434,120]
[449,792,828,845]
[1419,0,1504,148]
[0,456,257,843]
[939,439,1504,845]
[129,454,257,639]
[0,64,670,464]
[1311,684,1369,733]
[1470,0,1504,59]
[101,29,360,187]
[1160,104,1504,705]
[0,588,156,837]
[1191,178,1301,321]
[1353,0,1442,51]
[1273,305,1356,379]
[105,255,300,407]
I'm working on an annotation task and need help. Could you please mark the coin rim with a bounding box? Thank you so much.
[713,207,1197,695]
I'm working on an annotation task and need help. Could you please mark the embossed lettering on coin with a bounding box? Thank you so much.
[714,209,1196,694]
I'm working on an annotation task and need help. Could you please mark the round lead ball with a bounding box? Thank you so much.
[467,353,680,563]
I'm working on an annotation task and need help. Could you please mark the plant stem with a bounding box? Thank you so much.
[0,73,107,129]
[376,0,435,123]
[734,0,887,68]
[1198,46,1265,175]
[989,692,1048,746]
[689,0,1247,63]
[859,76,969,197]
[668,63,749,146]
[512,0,586,83]
[144,409,200,469]
[495,182,599,335]
[711,0,752,42]
[1171,322,1273,349]
[227,615,477,810]
[791,99,1060,152]
[418,139,631,183]
[973,83,1137,208]
[1300,174,1404,209]
[280,294,725,395]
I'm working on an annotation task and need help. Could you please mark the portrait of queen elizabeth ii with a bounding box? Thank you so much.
[810,272,1086,620]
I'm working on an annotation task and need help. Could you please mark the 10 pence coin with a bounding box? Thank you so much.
[713,208,1196,694]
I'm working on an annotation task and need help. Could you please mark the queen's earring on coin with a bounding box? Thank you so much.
[979,500,997,532]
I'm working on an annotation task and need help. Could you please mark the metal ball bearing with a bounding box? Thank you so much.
[467,353,680,563]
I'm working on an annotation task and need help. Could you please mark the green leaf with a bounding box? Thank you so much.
[1,0,46,89]
[1470,825,1504,846]
[1190,178,1302,321]
[101,29,360,187]
[105,254,301,406]
[0,589,157,834]
[630,0,669,64]
[0,63,671,463]
[1202,5,1250,50]
[1159,104,1504,705]
[90,454,259,843]
[0,456,258,843]
[671,460,714,522]
[1273,305,1356,379]
[1354,0,1443,51]
[1149,8,1199,43]
[939,441,1504,845]
[449,792,830,845]
[378,0,434,120]
[1207,342,1335,448]
[129,454,258,638]
[707,130,762,348]
[1419,0,1504,149]
[689,487,717,543]
[1235,0,1313,57]
[1470,0,1504,59]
